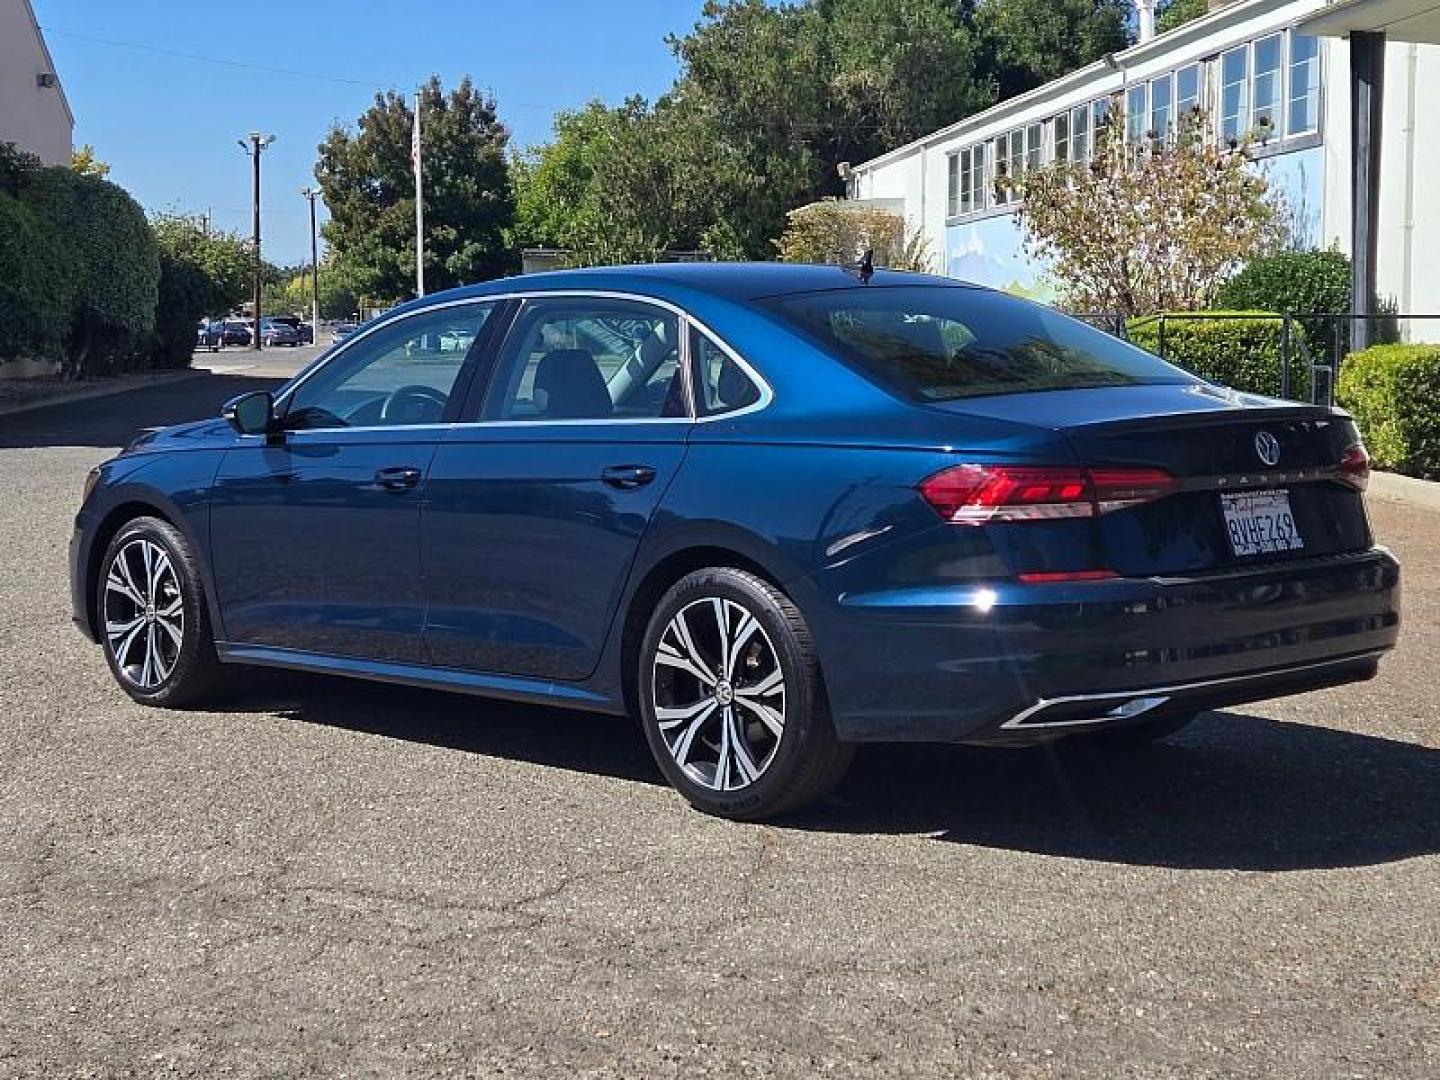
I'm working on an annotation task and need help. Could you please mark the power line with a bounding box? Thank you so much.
[39,25,556,108]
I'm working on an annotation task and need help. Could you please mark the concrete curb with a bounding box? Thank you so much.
[1368,470,1440,512]
[0,371,207,420]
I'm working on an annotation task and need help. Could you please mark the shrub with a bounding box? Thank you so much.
[20,166,160,377]
[147,251,211,369]
[0,192,80,363]
[1126,311,1310,400]
[1217,248,1351,362]
[1336,344,1440,479]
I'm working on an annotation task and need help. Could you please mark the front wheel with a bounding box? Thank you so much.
[97,516,226,708]
[638,568,853,820]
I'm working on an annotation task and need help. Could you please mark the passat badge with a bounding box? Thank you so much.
[1254,430,1281,467]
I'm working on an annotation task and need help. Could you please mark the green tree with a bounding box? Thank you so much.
[0,192,80,363]
[317,75,514,303]
[1156,0,1208,34]
[776,199,932,270]
[70,144,111,179]
[147,216,255,368]
[20,166,159,376]
[1018,109,1282,315]
[972,0,1133,101]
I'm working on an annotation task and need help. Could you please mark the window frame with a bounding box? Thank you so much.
[1219,43,1250,144]
[1286,31,1321,137]
[1252,32,1283,140]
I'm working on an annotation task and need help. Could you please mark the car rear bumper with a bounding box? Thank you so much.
[819,547,1401,744]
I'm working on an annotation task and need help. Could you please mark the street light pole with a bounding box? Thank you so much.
[238,132,275,350]
[301,187,321,339]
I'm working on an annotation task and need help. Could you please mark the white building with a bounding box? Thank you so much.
[849,0,1440,346]
[0,0,73,166]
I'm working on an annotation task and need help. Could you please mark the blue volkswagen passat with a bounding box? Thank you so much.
[70,264,1400,819]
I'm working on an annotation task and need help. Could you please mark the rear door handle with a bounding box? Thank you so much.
[374,466,422,491]
[600,464,657,489]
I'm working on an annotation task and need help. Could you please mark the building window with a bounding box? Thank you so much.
[1288,33,1320,135]
[1071,103,1090,161]
[1175,63,1201,126]
[1126,85,1147,145]
[1092,96,1112,142]
[1253,34,1282,139]
[1026,123,1043,171]
[1150,73,1173,141]
[1220,45,1249,144]
[1054,110,1070,162]
[968,142,987,212]
[991,135,1011,204]
[947,152,960,217]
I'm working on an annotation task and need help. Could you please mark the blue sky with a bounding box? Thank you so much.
[36,1,700,265]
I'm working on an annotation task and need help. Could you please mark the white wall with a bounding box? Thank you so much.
[0,0,73,166]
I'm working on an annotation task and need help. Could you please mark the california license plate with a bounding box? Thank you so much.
[1220,489,1304,556]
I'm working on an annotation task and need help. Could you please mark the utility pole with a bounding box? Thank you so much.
[301,187,321,339]
[412,86,425,298]
[238,132,275,349]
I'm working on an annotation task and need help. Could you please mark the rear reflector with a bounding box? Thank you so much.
[919,464,1177,524]
[1016,569,1119,583]
[1339,442,1370,491]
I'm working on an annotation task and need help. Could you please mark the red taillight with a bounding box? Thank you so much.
[1017,569,1119,583]
[918,464,1177,524]
[1339,442,1370,491]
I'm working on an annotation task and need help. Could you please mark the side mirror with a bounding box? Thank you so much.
[222,390,275,435]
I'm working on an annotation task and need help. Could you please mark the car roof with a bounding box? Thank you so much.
[406,261,978,309]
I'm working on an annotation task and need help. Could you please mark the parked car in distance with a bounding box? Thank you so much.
[267,314,314,344]
[331,321,359,344]
[195,320,223,352]
[69,263,1400,820]
[219,320,252,347]
[259,318,302,347]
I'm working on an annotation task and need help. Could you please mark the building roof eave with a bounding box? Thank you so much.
[1295,0,1440,42]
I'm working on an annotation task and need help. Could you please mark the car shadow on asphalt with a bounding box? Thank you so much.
[797,712,1440,871]
[0,372,287,449]
[221,671,1440,872]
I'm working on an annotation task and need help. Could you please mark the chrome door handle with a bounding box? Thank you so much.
[600,465,657,489]
[374,466,422,491]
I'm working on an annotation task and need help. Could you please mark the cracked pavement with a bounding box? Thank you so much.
[1,374,1437,1077]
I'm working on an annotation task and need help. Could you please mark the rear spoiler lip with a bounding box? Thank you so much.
[1055,401,1347,437]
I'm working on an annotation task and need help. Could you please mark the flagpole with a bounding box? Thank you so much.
[413,86,425,298]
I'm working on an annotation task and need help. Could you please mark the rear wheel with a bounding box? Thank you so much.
[97,516,226,708]
[638,568,852,820]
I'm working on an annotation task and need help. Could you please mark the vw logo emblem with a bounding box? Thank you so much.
[1254,430,1281,467]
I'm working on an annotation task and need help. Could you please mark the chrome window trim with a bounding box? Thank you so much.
[269,289,773,433]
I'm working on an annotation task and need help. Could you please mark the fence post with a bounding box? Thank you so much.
[1157,313,1166,361]
[1281,313,1292,400]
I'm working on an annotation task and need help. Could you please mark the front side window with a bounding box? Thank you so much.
[1221,46,1249,143]
[487,298,684,421]
[763,287,1192,403]
[283,302,496,429]
[1288,33,1320,135]
[691,328,761,417]
[1253,34,1282,137]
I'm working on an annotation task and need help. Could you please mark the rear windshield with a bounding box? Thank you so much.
[763,286,1193,402]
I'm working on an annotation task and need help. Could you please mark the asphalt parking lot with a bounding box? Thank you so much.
[1,371,1437,1077]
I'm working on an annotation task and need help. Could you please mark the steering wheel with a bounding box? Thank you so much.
[379,384,449,423]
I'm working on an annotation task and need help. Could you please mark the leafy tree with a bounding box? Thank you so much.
[1156,0,1208,35]
[316,75,514,303]
[70,144,111,179]
[1018,108,1282,315]
[972,0,1133,101]
[776,199,932,270]
[20,166,159,376]
[147,216,255,368]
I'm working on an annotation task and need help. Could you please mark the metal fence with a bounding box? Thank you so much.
[1073,311,1440,408]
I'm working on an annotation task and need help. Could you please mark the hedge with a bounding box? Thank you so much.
[1336,344,1440,479]
[0,192,79,362]
[1126,311,1310,401]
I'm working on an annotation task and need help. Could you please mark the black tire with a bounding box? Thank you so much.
[638,567,853,820]
[1085,711,1199,748]
[96,515,227,708]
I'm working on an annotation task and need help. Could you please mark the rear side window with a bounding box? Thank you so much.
[691,327,761,417]
[763,286,1192,402]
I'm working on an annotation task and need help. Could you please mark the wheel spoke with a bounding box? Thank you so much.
[108,553,146,608]
[157,596,183,618]
[155,614,183,650]
[714,709,733,791]
[140,541,156,600]
[726,708,761,785]
[140,624,159,687]
[668,702,715,768]
[736,667,783,699]
[726,613,759,679]
[113,620,146,665]
[105,615,145,642]
[655,697,715,731]
[711,598,731,680]
[733,692,785,739]
[655,641,716,687]
[662,611,717,686]
[151,551,173,602]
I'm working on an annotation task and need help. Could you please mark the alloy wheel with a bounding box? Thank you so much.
[103,538,184,690]
[651,596,786,791]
